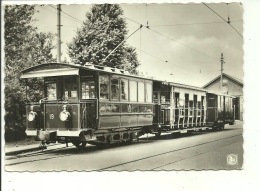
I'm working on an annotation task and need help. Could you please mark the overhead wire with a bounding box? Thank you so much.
[202,2,243,38]
[48,5,82,23]
[124,16,220,62]
[39,4,241,74]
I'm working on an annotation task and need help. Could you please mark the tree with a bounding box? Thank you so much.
[67,4,140,74]
[4,5,55,141]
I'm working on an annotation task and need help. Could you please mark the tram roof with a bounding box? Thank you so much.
[20,62,154,81]
[20,62,208,92]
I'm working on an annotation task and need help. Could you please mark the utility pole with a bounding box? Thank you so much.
[220,53,224,92]
[57,4,61,62]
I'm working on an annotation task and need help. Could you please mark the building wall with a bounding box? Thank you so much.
[204,76,243,120]
[204,76,243,96]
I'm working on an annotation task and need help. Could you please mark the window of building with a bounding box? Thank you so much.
[100,75,109,100]
[121,79,129,101]
[138,82,145,102]
[111,77,119,100]
[146,83,152,103]
[129,81,137,102]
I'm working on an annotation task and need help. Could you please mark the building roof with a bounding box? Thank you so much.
[202,73,243,88]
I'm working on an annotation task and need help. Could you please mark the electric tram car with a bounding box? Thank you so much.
[21,62,235,149]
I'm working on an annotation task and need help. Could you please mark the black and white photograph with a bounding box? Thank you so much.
[1,0,260,190]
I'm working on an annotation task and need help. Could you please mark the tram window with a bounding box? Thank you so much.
[129,81,137,102]
[81,81,96,99]
[194,95,197,108]
[140,105,152,113]
[122,104,130,113]
[201,96,205,107]
[121,79,129,101]
[64,77,77,100]
[185,94,189,107]
[46,83,57,100]
[153,91,159,103]
[146,83,152,103]
[138,82,145,102]
[132,105,139,113]
[111,78,119,100]
[100,75,109,100]
[198,101,201,108]
[174,93,180,108]
[100,103,120,113]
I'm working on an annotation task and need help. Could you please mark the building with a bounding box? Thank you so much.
[202,73,243,120]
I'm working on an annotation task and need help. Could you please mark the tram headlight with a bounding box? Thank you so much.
[59,105,71,121]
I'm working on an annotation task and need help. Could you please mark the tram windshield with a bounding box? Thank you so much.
[44,76,79,101]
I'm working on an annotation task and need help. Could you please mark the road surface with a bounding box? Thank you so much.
[5,121,243,171]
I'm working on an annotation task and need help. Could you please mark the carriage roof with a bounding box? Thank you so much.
[21,62,210,93]
[20,62,154,81]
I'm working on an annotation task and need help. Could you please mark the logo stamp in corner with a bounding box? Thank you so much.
[227,154,238,165]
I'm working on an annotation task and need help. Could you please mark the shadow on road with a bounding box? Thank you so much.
[47,127,241,155]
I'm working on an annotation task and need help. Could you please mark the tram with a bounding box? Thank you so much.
[20,62,235,149]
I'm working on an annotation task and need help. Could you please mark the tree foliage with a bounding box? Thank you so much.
[68,4,140,74]
[4,5,55,141]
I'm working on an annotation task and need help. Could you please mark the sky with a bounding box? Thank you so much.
[32,3,243,87]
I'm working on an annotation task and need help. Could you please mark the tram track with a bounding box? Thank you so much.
[5,131,242,169]
[98,133,242,171]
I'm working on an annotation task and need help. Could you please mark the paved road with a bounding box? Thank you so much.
[5,121,243,171]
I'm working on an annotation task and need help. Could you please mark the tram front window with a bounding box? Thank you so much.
[46,83,57,100]
[64,76,78,100]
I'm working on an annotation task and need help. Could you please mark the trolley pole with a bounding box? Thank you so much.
[57,4,61,63]
[220,53,224,92]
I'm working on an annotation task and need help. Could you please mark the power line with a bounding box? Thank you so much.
[102,25,143,63]
[149,28,219,62]
[149,21,226,27]
[48,5,82,23]
[123,16,223,62]
[202,3,243,38]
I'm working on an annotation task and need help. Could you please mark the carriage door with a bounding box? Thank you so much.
[80,75,97,129]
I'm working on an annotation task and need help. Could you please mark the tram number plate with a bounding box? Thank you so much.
[180,130,187,134]
[202,127,206,130]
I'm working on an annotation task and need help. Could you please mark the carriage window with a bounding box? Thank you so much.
[146,83,152,103]
[121,79,128,101]
[129,81,137,102]
[194,95,197,108]
[100,75,109,100]
[174,93,180,108]
[140,105,153,113]
[111,78,119,100]
[64,77,77,100]
[100,103,120,113]
[46,83,57,100]
[201,96,205,107]
[138,82,145,102]
[81,81,96,99]
[185,94,189,108]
